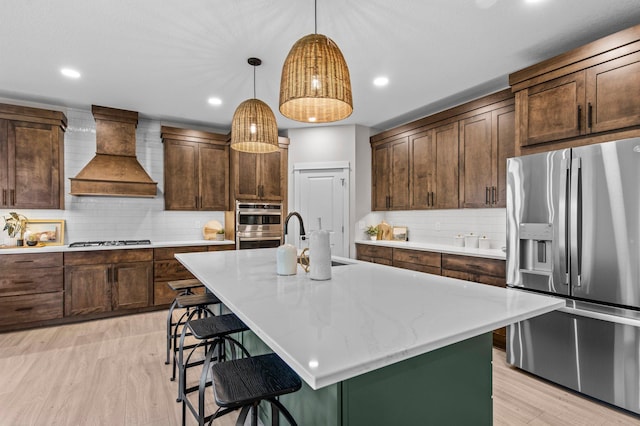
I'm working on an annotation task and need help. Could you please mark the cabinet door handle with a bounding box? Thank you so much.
[199,196,203,209]
[492,186,496,205]
[2,189,5,205]
[426,193,430,207]
[587,103,593,130]
[431,192,435,207]
[10,189,15,206]
[577,105,582,131]
[485,187,489,205]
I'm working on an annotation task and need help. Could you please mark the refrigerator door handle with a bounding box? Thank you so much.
[558,158,570,285]
[570,157,582,287]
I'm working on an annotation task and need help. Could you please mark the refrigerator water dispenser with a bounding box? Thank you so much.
[519,223,553,272]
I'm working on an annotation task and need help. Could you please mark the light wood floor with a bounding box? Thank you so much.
[0,310,638,425]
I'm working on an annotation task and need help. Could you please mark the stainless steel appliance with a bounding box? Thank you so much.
[235,202,283,249]
[506,137,640,415]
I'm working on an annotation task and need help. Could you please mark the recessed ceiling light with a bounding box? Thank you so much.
[525,0,546,3]
[373,76,389,87]
[208,97,222,106]
[60,68,81,79]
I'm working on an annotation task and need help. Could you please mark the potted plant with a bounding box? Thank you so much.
[215,229,225,241]
[3,212,28,246]
[365,225,379,241]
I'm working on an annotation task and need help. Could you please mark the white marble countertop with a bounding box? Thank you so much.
[0,239,234,255]
[355,239,506,260]
[176,248,562,390]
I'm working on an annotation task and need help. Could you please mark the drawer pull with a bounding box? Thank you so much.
[16,306,34,312]
[13,280,34,285]
[14,260,34,263]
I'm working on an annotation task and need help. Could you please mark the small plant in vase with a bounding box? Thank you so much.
[365,225,379,241]
[215,229,225,241]
[3,211,28,246]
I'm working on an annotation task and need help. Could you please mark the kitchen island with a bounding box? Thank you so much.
[176,248,563,425]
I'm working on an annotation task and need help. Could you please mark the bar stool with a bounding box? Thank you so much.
[165,279,205,365]
[169,292,222,381]
[178,314,251,425]
[210,353,302,426]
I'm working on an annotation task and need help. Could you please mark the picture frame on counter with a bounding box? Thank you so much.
[392,226,408,241]
[26,219,65,246]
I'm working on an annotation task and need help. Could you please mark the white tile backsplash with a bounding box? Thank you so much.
[363,208,506,249]
[1,107,225,245]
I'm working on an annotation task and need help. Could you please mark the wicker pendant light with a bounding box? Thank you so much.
[279,0,353,123]
[231,58,279,153]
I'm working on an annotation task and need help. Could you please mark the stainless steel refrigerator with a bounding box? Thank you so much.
[506,137,640,415]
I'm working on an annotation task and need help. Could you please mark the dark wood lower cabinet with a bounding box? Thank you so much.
[0,253,64,332]
[64,249,153,317]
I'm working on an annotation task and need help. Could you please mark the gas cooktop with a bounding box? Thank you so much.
[68,240,152,248]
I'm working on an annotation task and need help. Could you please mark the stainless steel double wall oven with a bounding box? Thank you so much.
[235,202,283,249]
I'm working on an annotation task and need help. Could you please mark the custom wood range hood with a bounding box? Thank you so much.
[70,105,157,197]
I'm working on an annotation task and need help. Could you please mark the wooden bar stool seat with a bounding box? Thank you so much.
[168,278,204,292]
[210,353,302,426]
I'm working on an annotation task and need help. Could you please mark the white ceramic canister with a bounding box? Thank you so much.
[276,244,298,275]
[464,233,479,248]
[479,236,491,249]
[309,229,331,281]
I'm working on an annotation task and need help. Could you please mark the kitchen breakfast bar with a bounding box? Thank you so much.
[176,248,563,425]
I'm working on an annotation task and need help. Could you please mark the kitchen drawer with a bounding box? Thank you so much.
[153,246,207,261]
[442,269,505,287]
[0,291,63,325]
[0,267,63,296]
[392,248,441,275]
[355,244,393,265]
[153,259,196,281]
[65,249,153,266]
[208,245,235,252]
[441,254,505,279]
[0,252,63,268]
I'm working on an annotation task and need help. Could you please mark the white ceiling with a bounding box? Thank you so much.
[1,0,640,132]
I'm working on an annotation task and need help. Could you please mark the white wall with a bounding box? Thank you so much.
[0,98,227,245]
[287,125,376,257]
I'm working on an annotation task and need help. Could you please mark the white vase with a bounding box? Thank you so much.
[369,235,377,241]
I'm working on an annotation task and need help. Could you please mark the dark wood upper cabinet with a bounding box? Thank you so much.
[161,126,229,211]
[409,123,459,209]
[511,24,640,152]
[459,106,514,208]
[372,89,513,211]
[229,138,289,204]
[372,136,409,210]
[518,72,585,146]
[232,148,286,202]
[0,104,67,209]
[585,51,640,135]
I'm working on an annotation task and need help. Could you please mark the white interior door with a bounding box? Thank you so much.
[294,163,349,257]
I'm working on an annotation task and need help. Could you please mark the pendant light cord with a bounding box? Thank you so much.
[314,0,317,34]
[253,65,256,99]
